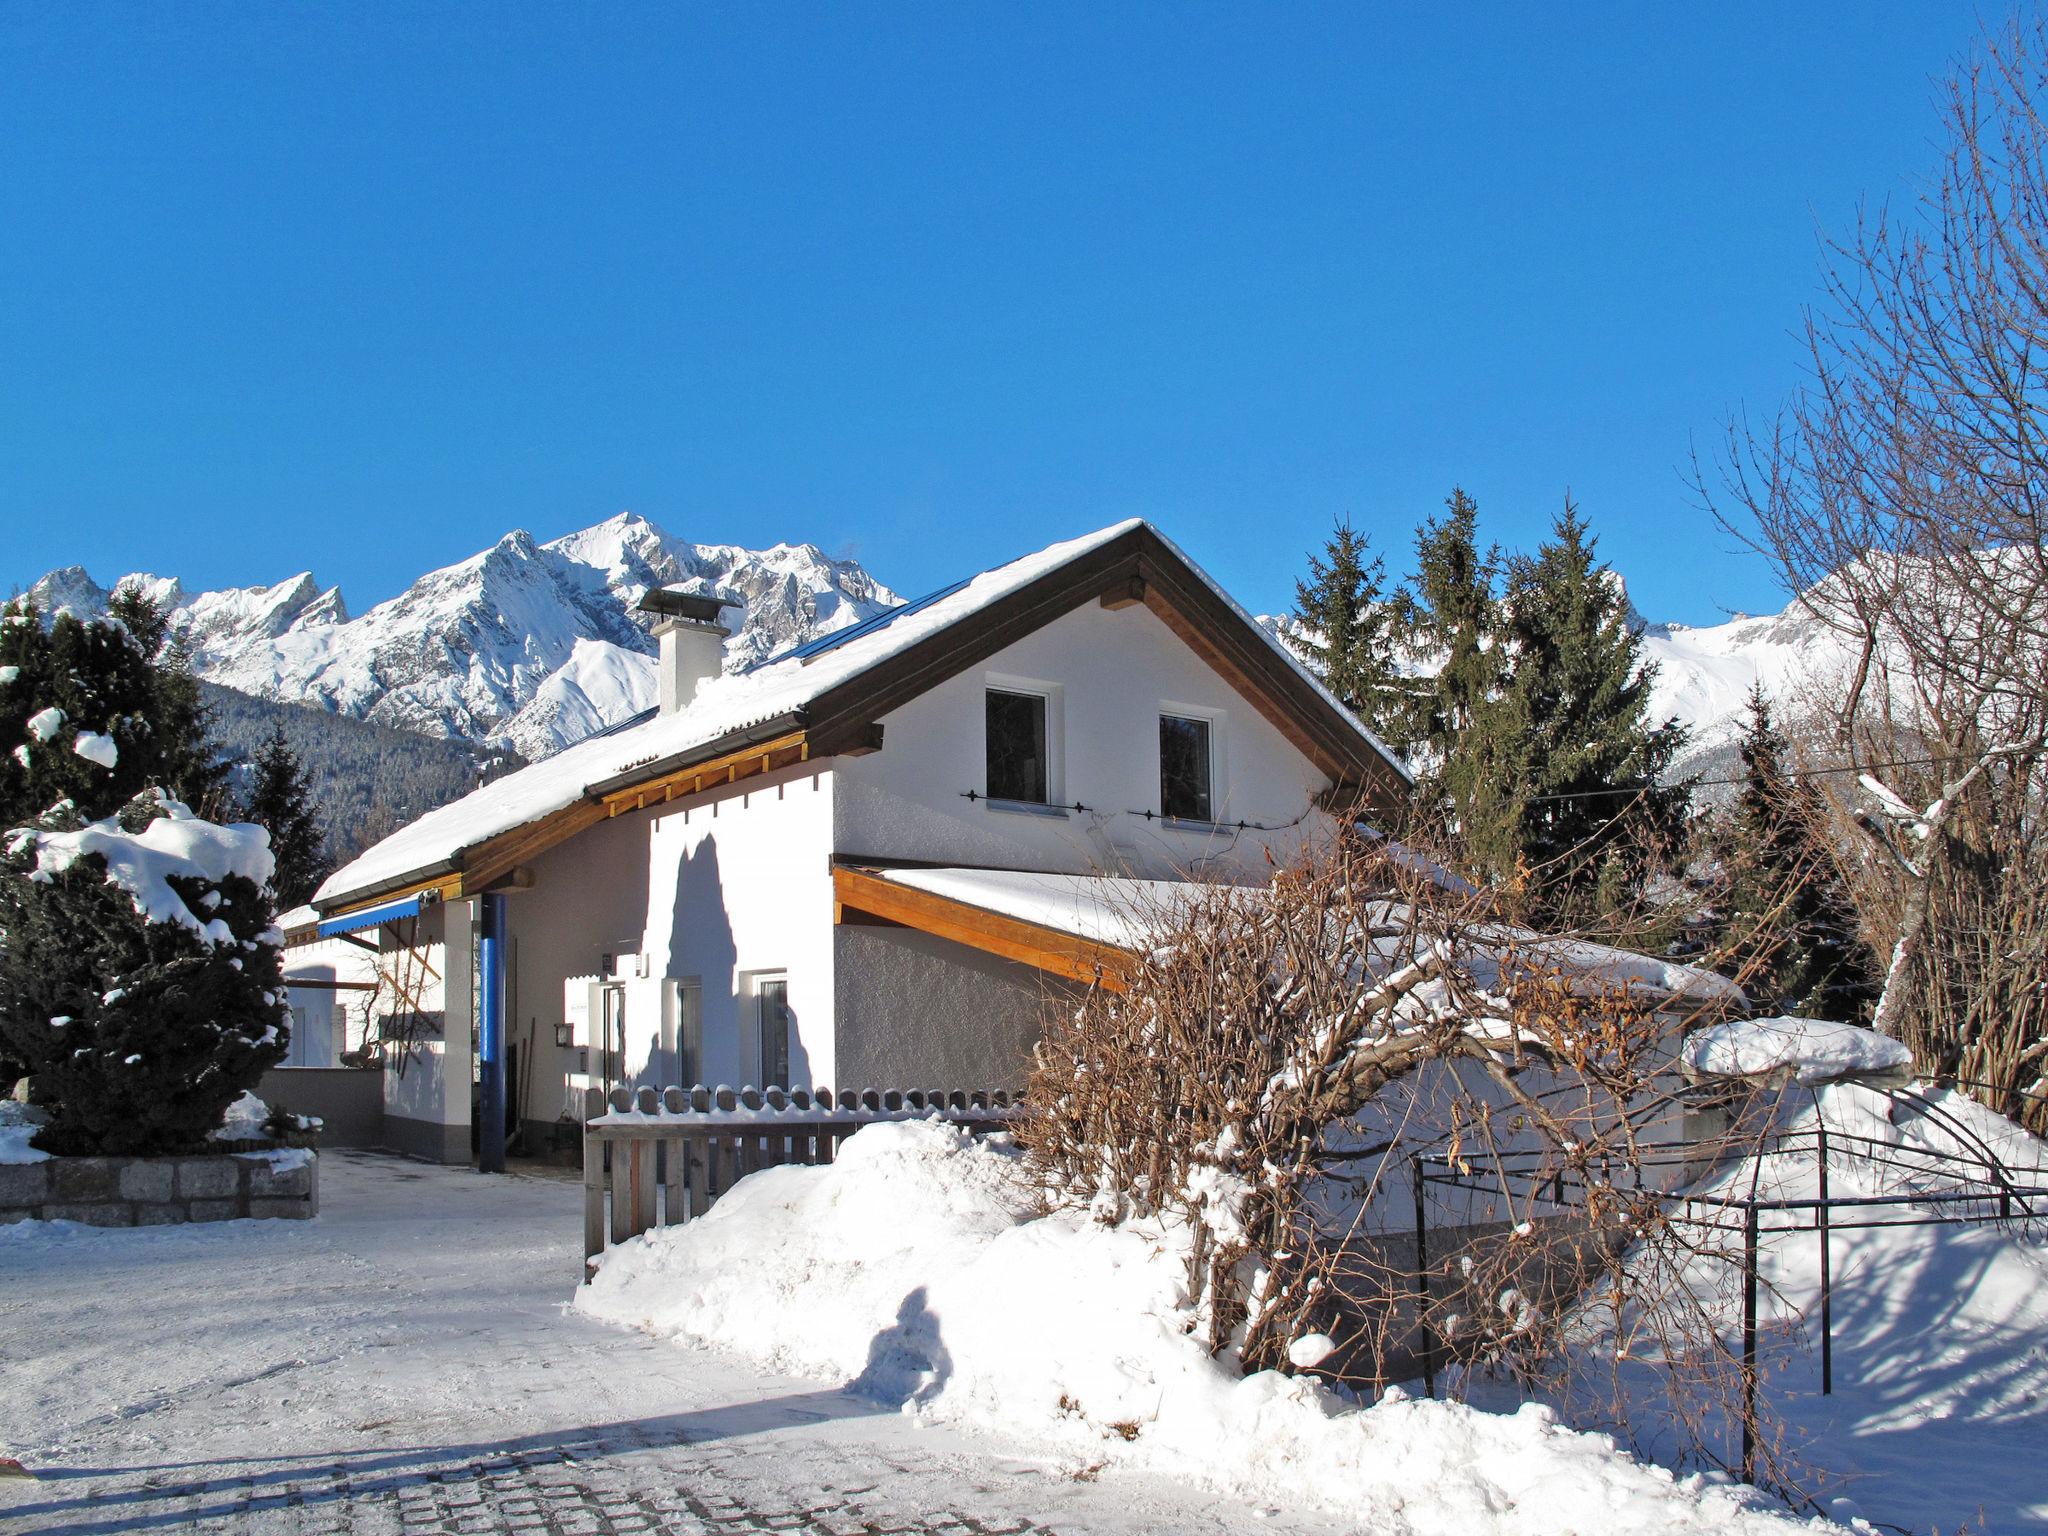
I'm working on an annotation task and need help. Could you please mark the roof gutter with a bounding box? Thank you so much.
[312,856,461,919]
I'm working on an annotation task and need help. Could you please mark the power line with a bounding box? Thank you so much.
[1504,749,2037,808]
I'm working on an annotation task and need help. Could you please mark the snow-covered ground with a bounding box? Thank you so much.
[580,1121,1838,1536]
[0,1151,1378,1536]
[1657,1084,2048,1533]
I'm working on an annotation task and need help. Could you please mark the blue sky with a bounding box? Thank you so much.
[0,5,1988,625]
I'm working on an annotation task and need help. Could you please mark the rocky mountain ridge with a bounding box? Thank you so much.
[28,514,900,762]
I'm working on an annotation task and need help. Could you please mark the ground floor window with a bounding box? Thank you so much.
[661,977,702,1088]
[757,974,791,1088]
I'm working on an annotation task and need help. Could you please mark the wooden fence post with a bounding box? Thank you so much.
[581,1085,606,1273]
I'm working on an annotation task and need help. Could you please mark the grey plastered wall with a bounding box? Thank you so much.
[257,1067,384,1147]
[831,925,1074,1090]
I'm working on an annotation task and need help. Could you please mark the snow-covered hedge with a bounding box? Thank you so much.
[0,791,288,1156]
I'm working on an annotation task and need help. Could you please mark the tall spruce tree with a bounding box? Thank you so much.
[1471,504,1689,917]
[1291,520,1408,742]
[1720,686,1878,1019]
[1394,488,1500,815]
[109,588,228,816]
[241,723,329,909]
[0,591,224,829]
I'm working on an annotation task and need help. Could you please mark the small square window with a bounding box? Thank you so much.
[1160,714,1213,822]
[986,688,1049,804]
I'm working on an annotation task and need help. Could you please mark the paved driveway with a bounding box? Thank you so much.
[0,1152,1346,1535]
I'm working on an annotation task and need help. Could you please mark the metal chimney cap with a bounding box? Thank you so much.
[637,588,736,624]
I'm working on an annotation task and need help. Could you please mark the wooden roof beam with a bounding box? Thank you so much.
[832,866,1132,992]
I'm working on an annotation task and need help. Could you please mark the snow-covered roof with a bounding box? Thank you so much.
[316,521,1407,911]
[876,866,1746,1009]
[1680,1015,1912,1086]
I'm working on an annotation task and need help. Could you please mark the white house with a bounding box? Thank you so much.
[300,520,1415,1162]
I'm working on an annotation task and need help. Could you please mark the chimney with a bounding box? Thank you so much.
[636,589,735,715]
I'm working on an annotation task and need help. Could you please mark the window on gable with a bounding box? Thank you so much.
[1160,713,1214,822]
[986,688,1049,804]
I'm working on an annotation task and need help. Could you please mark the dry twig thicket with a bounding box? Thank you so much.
[1021,832,1805,1488]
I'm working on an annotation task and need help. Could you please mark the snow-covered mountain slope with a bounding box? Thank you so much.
[28,515,899,761]
[1637,602,1857,778]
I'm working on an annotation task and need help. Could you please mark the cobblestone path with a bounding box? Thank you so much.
[1,1153,1341,1536]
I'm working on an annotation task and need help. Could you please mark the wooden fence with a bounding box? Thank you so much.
[579,1084,1020,1275]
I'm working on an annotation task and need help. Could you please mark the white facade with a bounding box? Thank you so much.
[446,594,1351,1143]
[324,524,1402,1162]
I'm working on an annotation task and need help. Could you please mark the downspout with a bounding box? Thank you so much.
[479,892,508,1174]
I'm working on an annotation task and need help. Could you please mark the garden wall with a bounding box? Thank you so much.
[0,1149,317,1226]
[257,1066,384,1148]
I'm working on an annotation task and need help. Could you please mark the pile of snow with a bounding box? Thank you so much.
[209,1091,271,1142]
[0,1100,50,1165]
[1681,1016,1913,1087]
[71,730,118,769]
[1620,1082,2048,1531]
[581,1120,1820,1533]
[12,799,275,947]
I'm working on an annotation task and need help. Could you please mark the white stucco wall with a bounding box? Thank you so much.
[501,812,652,1125]
[634,763,839,1091]
[500,762,842,1122]
[834,599,1339,881]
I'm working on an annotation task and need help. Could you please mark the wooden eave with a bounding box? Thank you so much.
[315,725,833,923]
[595,728,812,819]
[833,865,1134,992]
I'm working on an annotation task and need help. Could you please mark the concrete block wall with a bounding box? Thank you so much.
[0,1150,318,1226]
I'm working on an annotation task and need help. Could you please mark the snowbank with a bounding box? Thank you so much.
[0,1101,50,1164]
[1681,1016,1912,1087]
[580,1120,1823,1534]
[16,799,275,947]
[209,1091,270,1142]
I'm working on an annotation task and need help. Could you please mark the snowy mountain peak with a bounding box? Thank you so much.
[26,516,901,761]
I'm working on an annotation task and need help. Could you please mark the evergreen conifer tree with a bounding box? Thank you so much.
[0,791,288,1154]
[1394,488,1501,818]
[1291,520,1408,742]
[241,723,329,909]
[1,598,163,825]
[1720,686,1878,1019]
[1471,504,1689,917]
[109,588,228,815]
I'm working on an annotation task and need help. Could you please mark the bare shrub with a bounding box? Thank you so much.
[1705,17,2048,1128]
[1019,832,1803,1488]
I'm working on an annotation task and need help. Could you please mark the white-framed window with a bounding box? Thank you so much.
[1159,705,1222,823]
[661,977,702,1089]
[984,674,1063,807]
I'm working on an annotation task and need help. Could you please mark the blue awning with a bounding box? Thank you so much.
[317,892,426,937]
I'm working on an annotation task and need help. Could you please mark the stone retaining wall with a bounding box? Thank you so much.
[0,1149,318,1226]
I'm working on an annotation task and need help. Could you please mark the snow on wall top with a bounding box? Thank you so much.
[879,865,1745,1007]
[1681,1015,1913,1086]
[15,799,276,948]
[319,521,1153,904]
